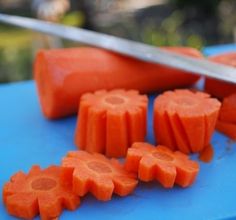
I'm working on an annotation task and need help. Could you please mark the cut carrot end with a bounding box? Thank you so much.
[125,142,200,188]
[61,151,137,201]
[74,89,148,157]
[153,89,221,153]
[3,166,80,220]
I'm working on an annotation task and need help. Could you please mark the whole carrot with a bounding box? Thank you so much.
[34,47,202,119]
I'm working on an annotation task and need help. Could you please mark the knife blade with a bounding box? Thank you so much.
[0,13,236,84]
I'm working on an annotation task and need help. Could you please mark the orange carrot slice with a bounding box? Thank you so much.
[219,93,236,123]
[216,120,236,140]
[3,166,80,220]
[61,151,138,201]
[125,142,199,188]
[34,47,202,119]
[153,89,221,153]
[75,89,148,157]
[204,52,236,99]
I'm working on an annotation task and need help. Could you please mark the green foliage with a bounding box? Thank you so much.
[0,27,33,83]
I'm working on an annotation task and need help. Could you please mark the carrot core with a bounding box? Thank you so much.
[173,96,197,107]
[87,161,112,173]
[105,96,126,105]
[152,152,174,161]
[31,177,57,191]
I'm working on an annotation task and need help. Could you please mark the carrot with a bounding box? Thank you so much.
[204,52,236,99]
[216,120,236,140]
[153,89,221,153]
[61,150,138,201]
[75,89,148,157]
[219,93,236,123]
[125,142,199,188]
[3,165,80,220]
[198,144,214,163]
[34,47,202,119]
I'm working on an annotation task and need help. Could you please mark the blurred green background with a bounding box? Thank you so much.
[0,0,235,83]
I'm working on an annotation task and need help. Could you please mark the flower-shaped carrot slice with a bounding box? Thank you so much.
[125,142,199,188]
[3,166,80,220]
[154,89,221,153]
[75,89,148,157]
[61,151,138,201]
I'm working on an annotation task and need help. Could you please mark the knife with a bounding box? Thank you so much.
[0,13,235,84]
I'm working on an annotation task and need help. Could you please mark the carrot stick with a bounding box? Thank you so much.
[34,47,202,119]
[3,166,80,220]
[216,120,236,140]
[204,52,236,99]
[125,142,199,188]
[219,93,236,123]
[61,151,138,201]
[153,89,221,153]
[75,89,148,157]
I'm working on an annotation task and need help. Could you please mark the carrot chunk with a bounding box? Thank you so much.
[219,93,236,123]
[61,151,138,201]
[75,89,148,157]
[34,47,202,119]
[204,52,236,99]
[125,142,199,188]
[153,89,221,153]
[216,120,236,140]
[3,166,80,220]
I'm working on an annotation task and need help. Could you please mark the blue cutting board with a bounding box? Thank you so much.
[1,45,236,220]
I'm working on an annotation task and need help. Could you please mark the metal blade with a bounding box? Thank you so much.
[0,13,236,84]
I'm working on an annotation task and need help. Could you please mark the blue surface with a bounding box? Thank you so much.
[1,45,236,220]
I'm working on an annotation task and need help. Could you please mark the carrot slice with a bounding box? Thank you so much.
[3,166,80,220]
[153,89,221,153]
[219,93,236,123]
[125,142,199,188]
[216,120,236,140]
[61,151,138,201]
[34,47,202,119]
[75,89,148,157]
[204,52,236,99]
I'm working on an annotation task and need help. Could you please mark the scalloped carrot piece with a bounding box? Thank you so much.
[3,166,80,220]
[219,93,236,123]
[216,120,236,140]
[204,52,236,99]
[61,151,138,201]
[75,89,148,157]
[153,89,221,153]
[125,142,199,188]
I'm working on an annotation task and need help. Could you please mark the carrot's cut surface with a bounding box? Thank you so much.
[204,52,236,99]
[125,142,199,188]
[34,47,202,119]
[216,120,236,140]
[3,166,80,220]
[61,151,138,201]
[75,89,148,157]
[219,93,236,123]
[153,89,221,153]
